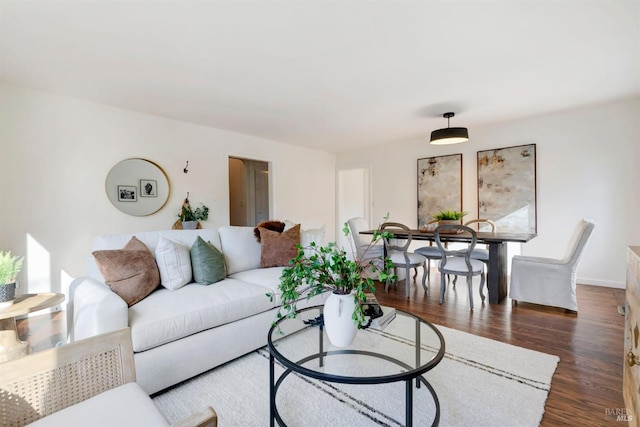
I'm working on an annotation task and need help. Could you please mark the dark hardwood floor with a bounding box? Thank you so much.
[373,275,626,426]
[17,274,625,426]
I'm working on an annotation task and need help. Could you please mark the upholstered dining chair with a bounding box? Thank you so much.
[464,218,496,277]
[414,220,443,284]
[347,217,385,277]
[435,224,486,310]
[379,222,428,298]
[510,218,595,312]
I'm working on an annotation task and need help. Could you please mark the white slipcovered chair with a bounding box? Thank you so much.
[0,328,217,427]
[347,217,385,278]
[509,219,595,312]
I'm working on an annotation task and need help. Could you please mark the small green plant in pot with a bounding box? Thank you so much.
[0,251,24,303]
[178,193,209,229]
[433,209,468,225]
[268,220,396,347]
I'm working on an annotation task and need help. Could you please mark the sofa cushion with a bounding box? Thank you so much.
[191,236,227,285]
[283,220,326,256]
[218,226,262,275]
[28,382,170,427]
[92,237,160,306]
[228,267,286,303]
[155,237,193,290]
[260,224,300,268]
[128,278,277,352]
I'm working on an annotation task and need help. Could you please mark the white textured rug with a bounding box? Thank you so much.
[153,324,559,426]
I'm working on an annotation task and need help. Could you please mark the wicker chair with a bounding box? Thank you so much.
[0,328,217,427]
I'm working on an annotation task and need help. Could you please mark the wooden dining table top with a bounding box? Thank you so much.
[360,228,537,244]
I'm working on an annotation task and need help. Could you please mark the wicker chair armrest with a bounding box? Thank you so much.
[171,407,218,427]
[0,328,135,426]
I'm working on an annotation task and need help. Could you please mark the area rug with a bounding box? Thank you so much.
[153,323,559,426]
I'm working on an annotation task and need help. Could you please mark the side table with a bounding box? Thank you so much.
[0,293,65,362]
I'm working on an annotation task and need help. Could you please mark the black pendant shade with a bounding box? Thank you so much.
[430,112,469,145]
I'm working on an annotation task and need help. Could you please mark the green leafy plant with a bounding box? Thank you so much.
[178,196,209,222]
[0,251,24,285]
[433,209,468,221]
[267,219,396,329]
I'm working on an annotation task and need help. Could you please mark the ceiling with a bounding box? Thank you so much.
[1,1,638,153]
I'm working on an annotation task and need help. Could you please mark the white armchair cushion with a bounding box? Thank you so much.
[28,382,170,427]
[155,237,192,290]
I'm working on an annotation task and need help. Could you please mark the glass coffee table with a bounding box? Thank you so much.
[267,305,445,426]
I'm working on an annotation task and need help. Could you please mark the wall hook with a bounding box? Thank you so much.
[183,161,189,174]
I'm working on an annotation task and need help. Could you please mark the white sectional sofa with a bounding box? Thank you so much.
[68,225,326,395]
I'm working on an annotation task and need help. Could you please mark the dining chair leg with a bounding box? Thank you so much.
[466,275,474,310]
[421,262,428,292]
[479,272,486,302]
[425,261,430,283]
[405,266,411,298]
[385,267,397,292]
[439,273,446,304]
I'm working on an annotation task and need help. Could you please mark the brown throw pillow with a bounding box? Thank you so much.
[260,224,300,268]
[253,220,286,242]
[92,236,160,306]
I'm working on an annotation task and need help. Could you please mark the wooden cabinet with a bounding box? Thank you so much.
[624,246,640,425]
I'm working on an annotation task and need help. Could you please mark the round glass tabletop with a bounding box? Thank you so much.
[268,305,445,384]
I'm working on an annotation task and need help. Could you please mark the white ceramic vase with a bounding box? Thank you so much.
[323,292,358,347]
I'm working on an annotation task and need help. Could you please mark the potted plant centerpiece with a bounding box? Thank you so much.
[0,251,24,305]
[268,222,395,347]
[177,193,209,230]
[433,209,468,226]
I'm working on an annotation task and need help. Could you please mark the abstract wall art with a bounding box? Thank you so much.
[417,154,462,229]
[477,144,537,233]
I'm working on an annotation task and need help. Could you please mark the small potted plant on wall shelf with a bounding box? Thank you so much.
[0,251,24,305]
[176,193,209,230]
[433,209,468,226]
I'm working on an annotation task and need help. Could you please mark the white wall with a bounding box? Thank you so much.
[0,84,336,294]
[337,97,640,288]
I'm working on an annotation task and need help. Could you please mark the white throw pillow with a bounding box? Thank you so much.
[155,237,192,290]
[284,220,325,246]
[218,226,262,275]
[301,226,325,246]
[284,220,326,257]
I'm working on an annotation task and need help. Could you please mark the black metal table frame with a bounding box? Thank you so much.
[268,306,445,427]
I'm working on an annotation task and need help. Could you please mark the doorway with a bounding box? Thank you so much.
[337,166,372,253]
[229,157,270,226]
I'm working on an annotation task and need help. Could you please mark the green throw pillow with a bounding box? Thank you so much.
[191,236,227,285]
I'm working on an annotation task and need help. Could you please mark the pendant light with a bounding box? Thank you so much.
[430,112,469,145]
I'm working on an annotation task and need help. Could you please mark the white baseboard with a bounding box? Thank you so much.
[577,278,625,289]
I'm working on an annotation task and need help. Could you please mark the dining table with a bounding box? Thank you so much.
[360,228,537,304]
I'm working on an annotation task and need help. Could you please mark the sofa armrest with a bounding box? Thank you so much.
[171,407,218,427]
[68,277,128,342]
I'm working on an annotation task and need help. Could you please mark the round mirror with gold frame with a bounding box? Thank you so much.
[105,158,170,216]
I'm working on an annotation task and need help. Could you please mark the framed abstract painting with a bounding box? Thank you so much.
[477,144,537,233]
[417,154,462,229]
